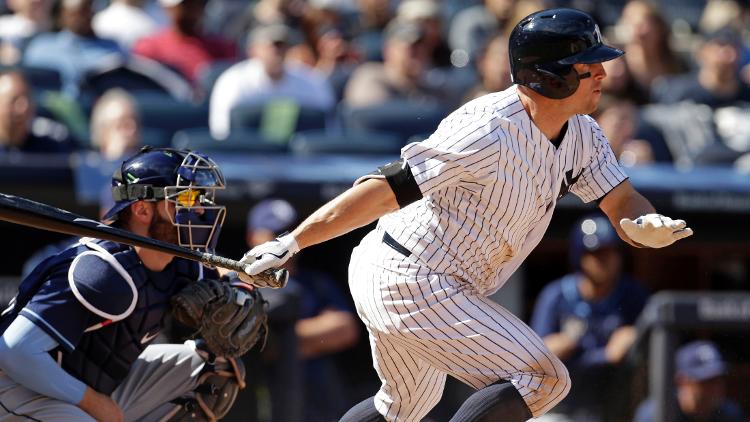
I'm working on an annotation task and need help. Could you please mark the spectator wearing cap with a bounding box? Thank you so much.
[0,70,75,153]
[132,0,237,85]
[531,214,650,422]
[241,199,360,422]
[633,340,745,422]
[208,23,335,140]
[343,19,444,107]
[653,28,750,108]
[92,0,159,49]
[396,0,451,68]
[22,0,126,98]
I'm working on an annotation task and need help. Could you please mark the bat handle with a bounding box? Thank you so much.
[201,253,289,289]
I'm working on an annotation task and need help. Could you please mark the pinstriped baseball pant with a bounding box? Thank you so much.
[348,229,571,422]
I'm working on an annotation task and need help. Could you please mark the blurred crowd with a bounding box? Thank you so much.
[2,0,750,170]
[2,1,750,421]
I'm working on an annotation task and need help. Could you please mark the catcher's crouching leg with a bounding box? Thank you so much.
[162,341,246,421]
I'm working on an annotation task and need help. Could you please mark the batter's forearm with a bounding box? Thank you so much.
[292,178,399,250]
[599,181,656,247]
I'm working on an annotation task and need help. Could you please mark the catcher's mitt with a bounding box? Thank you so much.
[171,274,268,357]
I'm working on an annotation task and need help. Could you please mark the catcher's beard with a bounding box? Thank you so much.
[149,208,179,245]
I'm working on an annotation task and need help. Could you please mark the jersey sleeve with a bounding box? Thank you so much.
[20,268,97,353]
[569,116,629,203]
[401,109,501,198]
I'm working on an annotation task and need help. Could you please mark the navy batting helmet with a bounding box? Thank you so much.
[102,146,226,252]
[569,214,621,269]
[509,8,624,99]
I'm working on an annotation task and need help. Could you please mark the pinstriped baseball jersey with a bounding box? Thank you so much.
[377,85,628,295]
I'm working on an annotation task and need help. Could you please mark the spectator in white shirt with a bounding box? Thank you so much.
[92,0,160,49]
[209,23,335,140]
[0,0,53,64]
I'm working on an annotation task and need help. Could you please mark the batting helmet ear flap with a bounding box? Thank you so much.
[535,64,580,99]
[515,63,581,99]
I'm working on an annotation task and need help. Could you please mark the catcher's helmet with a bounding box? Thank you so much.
[102,146,226,252]
[569,214,621,269]
[509,8,624,99]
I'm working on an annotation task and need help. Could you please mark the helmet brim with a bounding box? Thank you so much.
[558,44,624,65]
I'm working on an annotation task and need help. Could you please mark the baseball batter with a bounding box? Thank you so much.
[241,8,693,422]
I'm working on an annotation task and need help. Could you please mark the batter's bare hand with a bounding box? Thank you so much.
[240,233,299,276]
[619,213,693,248]
[79,387,123,422]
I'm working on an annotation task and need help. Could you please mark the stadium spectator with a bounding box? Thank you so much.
[463,32,512,101]
[0,0,53,65]
[356,0,392,33]
[132,0,237,85]
[22,0,125,98]
[293,22,362,101]
[601,55,651,105]
[343,19,443,107]
[396,0,452,68]
[208,23,335,140]
[89,88,141,161]
[531,214,650,422]
[243,198,360,422]
[613,0,687,100]
[0,70,75,153]
[653,28,750,108]
[252,0,311,27]
[92,0,159,49]
[591,95,660,166]
[449,0,543,63]
[634,340,746,422]
[283,0,362,93]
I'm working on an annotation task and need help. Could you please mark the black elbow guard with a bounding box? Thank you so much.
[377,159,423,208]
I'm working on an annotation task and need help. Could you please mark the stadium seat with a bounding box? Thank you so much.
[18,65,63,93]
[140,127,171,149]
[229,101,330,141]
[340,100,448,144]
[639,101,720,167]
[133,93,209,140]
[352,31,384,62]
[171,127,288,154]
[289,129,403,156]
[80,57,194,102]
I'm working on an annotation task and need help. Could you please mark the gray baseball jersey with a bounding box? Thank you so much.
[349,85,627,421]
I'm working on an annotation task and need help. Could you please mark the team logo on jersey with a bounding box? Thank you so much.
[558,169,583,199]
[141,330,160,344]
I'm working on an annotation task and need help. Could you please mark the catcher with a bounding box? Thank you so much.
[0,147,268,422]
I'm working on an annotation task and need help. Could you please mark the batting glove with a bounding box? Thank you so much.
[619,213,693,248]
[240,233,300,276]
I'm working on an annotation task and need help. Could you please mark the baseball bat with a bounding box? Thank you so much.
[0,193,288,288]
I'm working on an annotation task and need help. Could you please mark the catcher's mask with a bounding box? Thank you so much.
[102,146,226,253]
[509,8,624,99]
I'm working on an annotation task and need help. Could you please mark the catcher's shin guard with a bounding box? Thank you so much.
[162,342,246,421]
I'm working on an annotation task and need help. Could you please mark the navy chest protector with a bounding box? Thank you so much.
[0,238,208,394]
